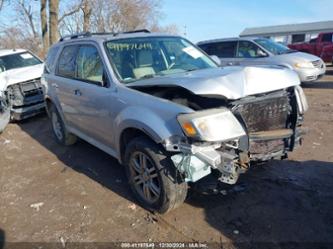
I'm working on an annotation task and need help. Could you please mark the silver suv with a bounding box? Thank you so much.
[43,31,308,213]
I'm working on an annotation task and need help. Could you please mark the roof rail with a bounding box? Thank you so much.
[122,29,151,34]
[59,29,151,42]
[59,32,91,42]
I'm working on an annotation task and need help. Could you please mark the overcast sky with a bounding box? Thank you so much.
[161,0,333,42]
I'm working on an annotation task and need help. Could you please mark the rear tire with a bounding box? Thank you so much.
[124,136,188,213]
[49,105,77,146]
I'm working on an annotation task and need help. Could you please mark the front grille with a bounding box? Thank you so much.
[20,78,43,97]
[231,93,290,133]
[312,60,322,68]
[8,78,44,107]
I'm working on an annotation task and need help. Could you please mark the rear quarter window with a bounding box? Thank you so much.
[57,45,78,78]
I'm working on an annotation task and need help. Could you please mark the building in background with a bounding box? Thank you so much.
[240,20,333,45]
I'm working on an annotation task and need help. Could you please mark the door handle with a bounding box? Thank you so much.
[73,89,82,96]
[227,62,233,66]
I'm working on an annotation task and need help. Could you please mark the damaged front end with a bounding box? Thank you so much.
[7,78,45,120]
[163,86,308,185]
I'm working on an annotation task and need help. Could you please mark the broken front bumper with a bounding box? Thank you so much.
[11,102,45,120]
[170,126,306,185]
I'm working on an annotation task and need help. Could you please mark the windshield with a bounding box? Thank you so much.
[0,52,42,72]
[254,38,295,55]
[105,36,217,83]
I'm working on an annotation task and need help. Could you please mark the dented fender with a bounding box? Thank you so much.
[114,105,186,160]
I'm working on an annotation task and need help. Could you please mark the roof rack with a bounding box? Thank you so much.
[59,29,151,42]
[121,29,151,34]
[59,32,91,42]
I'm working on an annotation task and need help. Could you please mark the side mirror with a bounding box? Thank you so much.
[210,55,221,66]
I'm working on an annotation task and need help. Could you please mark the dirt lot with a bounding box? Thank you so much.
[1,67,333,249]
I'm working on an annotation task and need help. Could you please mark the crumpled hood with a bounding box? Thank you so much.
[0,63,44,92]
[127,65,300,100]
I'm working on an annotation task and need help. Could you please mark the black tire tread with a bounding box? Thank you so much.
[49,104,77,146]
[124,136,187,214]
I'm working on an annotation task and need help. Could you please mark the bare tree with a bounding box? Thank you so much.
[81,0,91,32]
[15,0,39,39]
[49,0,59,45]
[40,0,48,55]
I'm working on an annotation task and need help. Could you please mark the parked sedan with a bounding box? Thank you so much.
[197,37,326,83]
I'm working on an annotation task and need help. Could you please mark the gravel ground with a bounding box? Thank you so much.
[1,67,333,249]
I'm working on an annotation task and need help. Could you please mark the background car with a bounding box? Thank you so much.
[197,37,326,83]
[288,32,333,62]
[0,49,44,133]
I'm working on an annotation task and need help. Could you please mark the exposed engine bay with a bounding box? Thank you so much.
[132,85,307,185]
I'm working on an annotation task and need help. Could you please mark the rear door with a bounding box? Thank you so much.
[200,41,238,66]
[53,43,114,148]
[53,44,79,128]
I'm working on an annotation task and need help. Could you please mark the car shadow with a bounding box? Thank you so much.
[18,114,136,205]
[302,81,333,89]
[187,159,333,248]
[0,228,4,249]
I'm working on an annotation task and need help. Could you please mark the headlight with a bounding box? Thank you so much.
[177,108,246,142]
[294,61,314,69]
[294,86,308,114]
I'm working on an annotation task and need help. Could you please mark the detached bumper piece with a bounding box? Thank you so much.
[171,142,249,185]
[7,78,45,121]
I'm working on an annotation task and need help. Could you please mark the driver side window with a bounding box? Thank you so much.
[76,45,104,84]
[237,41,266,58]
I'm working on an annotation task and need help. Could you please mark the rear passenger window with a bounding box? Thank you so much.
[76,45,103,83]
[206,41,237,58]
[44,46,59,73]
[57,45,78,78]
[322,33,333,42]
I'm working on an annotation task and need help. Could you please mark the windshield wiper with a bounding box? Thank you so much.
[139,74,156,80]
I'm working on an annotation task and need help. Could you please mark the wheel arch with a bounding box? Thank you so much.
[118,127,162,165]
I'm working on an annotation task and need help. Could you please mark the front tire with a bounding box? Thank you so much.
[124,136,188,213]
[49,105,77,146]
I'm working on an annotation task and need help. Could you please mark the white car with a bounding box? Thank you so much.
[0,49,44,133]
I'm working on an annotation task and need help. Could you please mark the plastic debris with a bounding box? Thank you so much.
[220,190,228,195]
[59,236,66,248]
[30,202,44,211]
[3,139,10,145]
[128,203,136,210]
